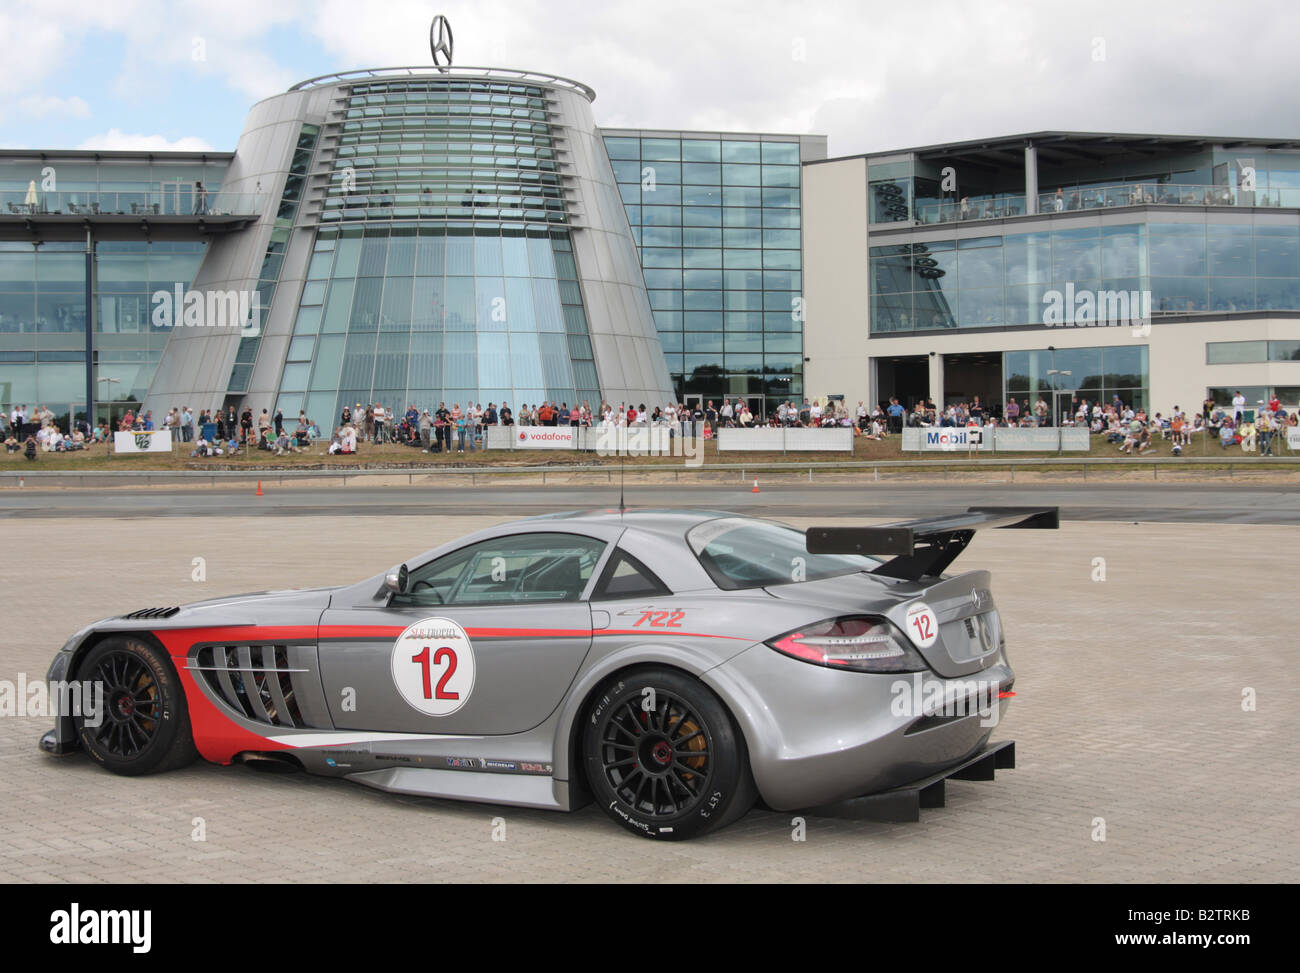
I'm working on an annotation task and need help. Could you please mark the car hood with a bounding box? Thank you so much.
[66,587,340,647]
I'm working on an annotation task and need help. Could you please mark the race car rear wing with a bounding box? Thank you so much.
[805,506,1059,581]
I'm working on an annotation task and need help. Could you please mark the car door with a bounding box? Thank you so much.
[317,531,606,735]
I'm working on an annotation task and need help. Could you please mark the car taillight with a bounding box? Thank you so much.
[766,616,928,673]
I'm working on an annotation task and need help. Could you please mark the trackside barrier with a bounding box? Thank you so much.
[486,425,684,452]
[5,455,1297,490]
[902,426,1090,452]
[716,427,854,452]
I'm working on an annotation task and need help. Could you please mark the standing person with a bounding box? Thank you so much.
[227,406,238,443]
[363,404,375,443]
[194,181,208,215]
[1231,390,1247,423]
[373,402,386,444]
[453,404,467,453]
[419,409,433,452]
[274,408,284,438]
[257,408,272,442]
[465,404,479,452]
[887,397,905,434]
[435,401,452,453]
[182,405,195,443]
[240,407,253,445]
[499,402,513,427]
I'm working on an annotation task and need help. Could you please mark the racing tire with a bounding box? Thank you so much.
[583,667,756,840]
[74,636,198,776]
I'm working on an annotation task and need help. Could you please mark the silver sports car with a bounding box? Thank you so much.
[40,506,1056,839]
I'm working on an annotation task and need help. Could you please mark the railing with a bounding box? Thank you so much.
[915,195,1028,225]
[288,66,597,103]
[913,183,1300,225]
[0,191,266,218]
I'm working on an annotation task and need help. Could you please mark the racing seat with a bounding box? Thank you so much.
[519,555,584,601]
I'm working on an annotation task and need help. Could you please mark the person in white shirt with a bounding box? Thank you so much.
[720,399,734,425]
[1231,391,1246,422]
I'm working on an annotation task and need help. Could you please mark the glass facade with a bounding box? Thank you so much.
[274,79,598,421]
[1206,339,1300,363]
[875,147,1300,226]
[604,134,804,415]
[1004,346,1149,414]
[872,222,1300,333]
[0,239,205,426]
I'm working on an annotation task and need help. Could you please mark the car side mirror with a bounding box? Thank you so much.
[384,563,409,595]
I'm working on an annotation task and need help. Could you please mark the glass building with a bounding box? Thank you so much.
[144,66,675,425]
[804,132,1300,419]
[0,150,251,428]
[602,131,826,416]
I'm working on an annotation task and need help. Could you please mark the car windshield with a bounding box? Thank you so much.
[686,517,880,591]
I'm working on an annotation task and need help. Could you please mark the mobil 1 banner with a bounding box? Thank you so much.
[915,427,991,451]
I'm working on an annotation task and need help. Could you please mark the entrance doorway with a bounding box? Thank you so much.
[942,352,1003,419]
[875,355,929,411]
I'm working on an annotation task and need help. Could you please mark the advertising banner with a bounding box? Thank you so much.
[113,430,173,454]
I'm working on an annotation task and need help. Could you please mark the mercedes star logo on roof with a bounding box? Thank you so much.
[430,15,454,71]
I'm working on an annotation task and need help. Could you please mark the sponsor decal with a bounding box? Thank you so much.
[391,617,475,717]
[481,758,517,771]
[904,602,939,649]
[518,761,552,775]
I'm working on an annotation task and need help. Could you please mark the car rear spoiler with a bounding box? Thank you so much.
[805,506,1059,581]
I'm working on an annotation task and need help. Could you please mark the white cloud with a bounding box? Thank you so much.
[17,95,91,119]
[76,129,216,151]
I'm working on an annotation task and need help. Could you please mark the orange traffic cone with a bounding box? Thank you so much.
[751,479,760,493]
[256,480,264,496]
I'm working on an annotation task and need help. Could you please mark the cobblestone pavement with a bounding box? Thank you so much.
[0,514,1294,882]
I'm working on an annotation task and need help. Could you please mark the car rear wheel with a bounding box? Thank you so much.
[75,636,197,776]
[583,667,756,840]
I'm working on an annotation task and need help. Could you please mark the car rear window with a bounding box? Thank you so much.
[686,518,879,591]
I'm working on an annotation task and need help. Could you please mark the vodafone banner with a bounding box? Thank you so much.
[514,427,576,449]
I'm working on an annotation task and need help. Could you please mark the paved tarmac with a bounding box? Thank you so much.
[2,482,1299,523]
[0,514,1295,882]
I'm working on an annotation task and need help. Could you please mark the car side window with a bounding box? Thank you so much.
[591,549,672,600]
[393,533,607,607]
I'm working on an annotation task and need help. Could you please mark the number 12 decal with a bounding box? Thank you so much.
[411,646,459,700]
[904,602,939,649]
[392,617,475,716]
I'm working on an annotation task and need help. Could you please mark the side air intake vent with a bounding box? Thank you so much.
[121,607,181,619]
[193,645,310,728]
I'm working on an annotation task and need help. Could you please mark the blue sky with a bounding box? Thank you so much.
[4,0,1300,157]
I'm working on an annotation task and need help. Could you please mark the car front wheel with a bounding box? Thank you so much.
[583,667,755,840]
[75,636,198,776]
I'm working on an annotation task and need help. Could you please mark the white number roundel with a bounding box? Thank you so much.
[391,617,475,716]
[904,602,939,649]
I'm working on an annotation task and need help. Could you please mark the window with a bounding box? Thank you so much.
[392,532,606,607]
[592,550,671,600]
[687,518,878,591]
